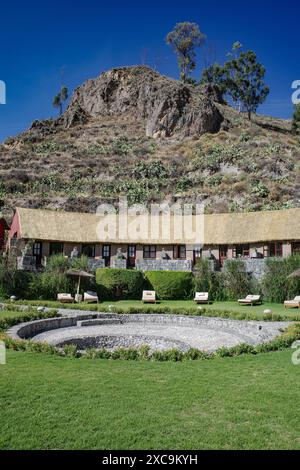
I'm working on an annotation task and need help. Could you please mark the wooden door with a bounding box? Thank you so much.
[127,245,136,268]
[33,241,43,266]
[219,245,228,267]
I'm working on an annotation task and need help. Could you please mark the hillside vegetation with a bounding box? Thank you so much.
[0,66,299,219]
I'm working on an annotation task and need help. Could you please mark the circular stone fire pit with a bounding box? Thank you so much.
[7,310,288,353]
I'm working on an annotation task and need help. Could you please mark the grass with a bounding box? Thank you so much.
[17,299,300,319]
[0,308,31,320]
[0,349,300,450]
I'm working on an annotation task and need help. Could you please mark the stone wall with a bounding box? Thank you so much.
[223,258,268,281]
[17,255,37,272]
[111,259,127,269]
[136,259,193,272]
[88,258,105,270]
[244,259,268,281]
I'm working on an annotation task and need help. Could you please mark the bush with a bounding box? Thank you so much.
[222,260,254,300]
[95,268,144,300]
[144,271,194,300]
[193,259,227,301]
[193,258,214,293]
[262,255,300,303]
[28,254,94,300]
[28,272,72,300]
[0,253,33,299]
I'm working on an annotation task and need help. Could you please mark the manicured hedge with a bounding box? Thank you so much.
[144,270,194,300]
[95,268,144,300]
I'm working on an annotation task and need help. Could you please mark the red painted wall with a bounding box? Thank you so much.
[6,210,20,249]
[0,218,9,251]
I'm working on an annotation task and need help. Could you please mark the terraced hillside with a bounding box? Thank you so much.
[0,66,299,220]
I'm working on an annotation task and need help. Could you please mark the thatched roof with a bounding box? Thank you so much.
[204,209,300,244]
[15,206,300,245]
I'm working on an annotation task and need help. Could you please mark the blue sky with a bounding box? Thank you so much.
[0,0,299,142]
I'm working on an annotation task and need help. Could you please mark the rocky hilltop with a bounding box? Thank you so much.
[63,66,223,138]
[0,66,299,219]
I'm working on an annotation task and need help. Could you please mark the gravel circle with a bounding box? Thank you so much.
[7,310,289,353]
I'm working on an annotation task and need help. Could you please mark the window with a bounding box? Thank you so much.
[127,245,136,268]
[193,247,202,263]
[233,244,250,258]
[102,245,111,267]
[143,245,156,259]
[128,245,136,258]
[264,242,283,258]
[49,242,63,256]
[102,245,111,258]
[219,245,228,266]
[173,245,186,259]
[82,244,95,258]
[33,242,42,256]
[32,241,43,266]
[292,242,300,255]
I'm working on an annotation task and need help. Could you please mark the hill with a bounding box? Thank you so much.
[0,66,299,220]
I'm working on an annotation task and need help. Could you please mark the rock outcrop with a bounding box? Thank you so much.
[63,66,223,138]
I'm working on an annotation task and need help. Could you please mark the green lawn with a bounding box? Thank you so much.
[102,300,297,317]
[0,309,30,320]
[0,349,299,450]
[18,299,300,319]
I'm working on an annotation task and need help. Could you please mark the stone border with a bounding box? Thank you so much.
[7,312,288,351]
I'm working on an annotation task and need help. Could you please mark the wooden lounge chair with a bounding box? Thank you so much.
[84,291,99,303]
[194,292,209,304]
[238,295,262,306]
[142,291,156,304]
[284,296,300,309]
[57,293,74,304]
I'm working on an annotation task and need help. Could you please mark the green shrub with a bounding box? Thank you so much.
[0,253,34,299]
[222,260,254,300]
[193,259,227,301]
[131,161,169,179]
[93,349,112,360]
[184,348,212,361]
[62,344,80,358]
[262,256,300,303]
[28,272,72,300]
[144,271,194,300]
[212,272,228,301]
[27,254,94,300]
[111,348,140,361]
[95,268,144,300]
[193,258,214,293]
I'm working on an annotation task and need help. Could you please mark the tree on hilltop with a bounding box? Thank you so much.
[201,43,269,120]
[53,86,68,116]
[166,22,206,82]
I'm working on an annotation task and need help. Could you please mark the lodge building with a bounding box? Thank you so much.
[5,207,300,272]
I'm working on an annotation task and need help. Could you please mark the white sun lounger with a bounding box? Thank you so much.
[284,296,300,309]
[238,295,262,306]
[194,292,209,304]
[142,291,156,304]
[57,293,74,303]
[84,291,99,303]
